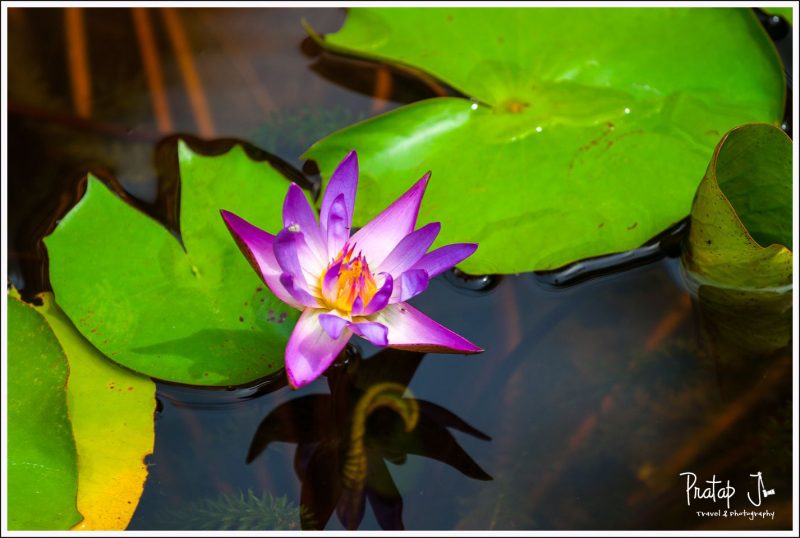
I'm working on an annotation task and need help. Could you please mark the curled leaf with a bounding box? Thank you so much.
[682,123,792,358]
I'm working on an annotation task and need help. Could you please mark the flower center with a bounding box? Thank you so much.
[321,246,378,313]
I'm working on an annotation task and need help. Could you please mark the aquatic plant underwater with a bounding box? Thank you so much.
[5,6,794,532]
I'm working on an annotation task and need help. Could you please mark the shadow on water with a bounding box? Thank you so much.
[7,6,794,532]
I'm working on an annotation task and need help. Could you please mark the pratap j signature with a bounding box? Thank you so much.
[679,471,775,509]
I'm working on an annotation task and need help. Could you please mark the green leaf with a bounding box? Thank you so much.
[683,123,792,358]
[7,293,81,530]
[45,141,300,386]
[303,8,784,274]
[35,293,156,530]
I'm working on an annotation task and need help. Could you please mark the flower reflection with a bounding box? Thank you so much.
[247,348,492,530]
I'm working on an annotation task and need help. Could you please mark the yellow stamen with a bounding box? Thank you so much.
[320,248,379,313]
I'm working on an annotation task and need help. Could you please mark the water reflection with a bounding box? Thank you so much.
[696,284,791,396]
[248,348,492,530]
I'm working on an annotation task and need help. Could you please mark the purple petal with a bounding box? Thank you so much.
[319,313,348,339]
[220,210,302,310]
[377,222,441,277]
[283,183,325,264]
[320,151,357,237]
[375,303,482,354]
[411,243,478,278]
[321,260,342,304]
[273,227,321,293]
[351,295,365,315]
[348,320,388,347]
[274,228,305,278]
[326,194,351,258]
[285,308,352,389]
[354,273,393,316]
[280,273,320,308]
[389,269,430,303]
[349,173,430,268]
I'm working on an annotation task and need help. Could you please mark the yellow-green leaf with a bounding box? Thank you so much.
[35,292,156,530]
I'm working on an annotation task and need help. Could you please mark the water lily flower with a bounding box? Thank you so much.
[221,151,481,388]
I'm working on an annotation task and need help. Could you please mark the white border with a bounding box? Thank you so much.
[1,1,798,537]
[0,1,798,7]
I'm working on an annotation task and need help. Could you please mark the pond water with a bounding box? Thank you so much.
[7,7,793,531]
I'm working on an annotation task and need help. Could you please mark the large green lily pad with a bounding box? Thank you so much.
[683,123,792,358]
[45,142,300,386]
[35,292,156,530]
[7,294,81,530]
[303,8,784,274]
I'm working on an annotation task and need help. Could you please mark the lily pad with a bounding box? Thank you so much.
[35,292,156,530]
[45,141,300,385]
[303,8,784,274]
[7,293,81,530]
[682,123,792,358]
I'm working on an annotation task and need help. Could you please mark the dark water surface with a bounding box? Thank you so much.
[6,7,793,530]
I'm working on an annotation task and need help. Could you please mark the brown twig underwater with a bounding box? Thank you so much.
[371,66,393,113]
[161,8,216,137]
[64,8,92,119]
[132,8,174,133]
[195,9,275,117]
[644,293,692,352]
